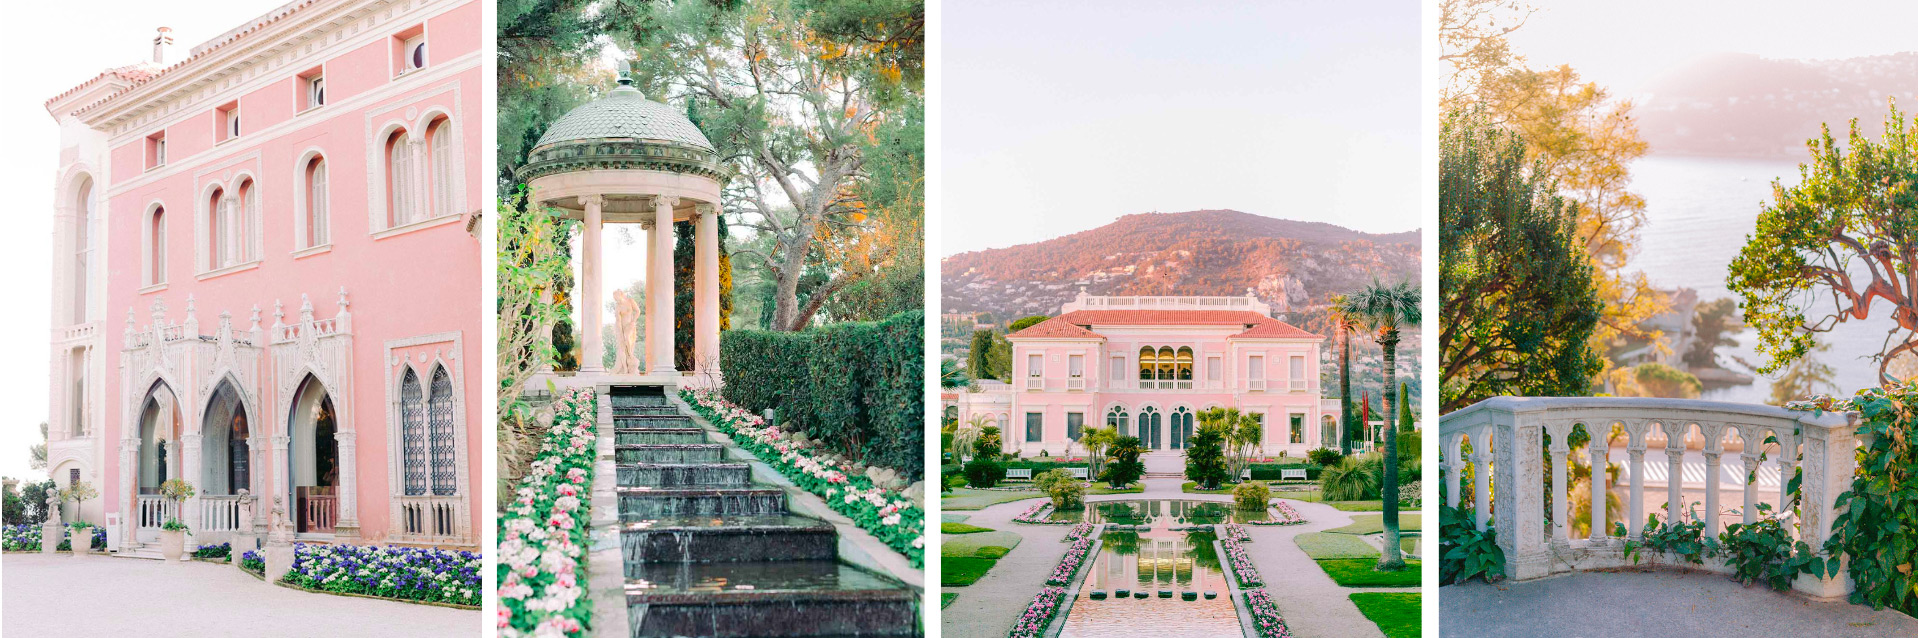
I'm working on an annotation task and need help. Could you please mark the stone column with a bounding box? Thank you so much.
[650,196,679,376]
[1795,411,1857,598]
[643,221,659,371]
[181,432,202,556]
[694,204,721,377]
[408,138,428,224]
[120,437,138,549]
[1471,428,1493,531]
[334,430,359,540]
[271,434,290,519]
[1588,433,1607,541]
[1740,452,1762,524]
[1442,433,1464,509]
[579,195,605,373]
[1703,450,1722,536]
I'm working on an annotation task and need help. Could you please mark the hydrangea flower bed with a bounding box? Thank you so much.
[283,542,480,606]
[1222,523,1252,542]
[195,542,232,559]
[499,386,598,637]
[1221,537,1263,587]
[1246,501,1305,526]
[1011,501,1073,525]
[1243,588,1294,637]
[1007,586,1066,638]
[3,524,41,551]
[1044,535,1095,586]
[240,550,264,574]
[682,389,925,567]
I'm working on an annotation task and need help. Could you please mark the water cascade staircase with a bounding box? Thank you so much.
[611,386,918,637]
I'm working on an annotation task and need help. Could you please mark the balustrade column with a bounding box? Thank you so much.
[1471,428,1493,531]
[1548,436,1569,543]
[1741,453,1762,524]
[1703,450,1722,536]
[334,431,359,539]
[1627,448,1645,540]
[1443,434,1464,508]
[649,197,678,375]
[579,195,605,373]
[1795,411,1857,598]
[1665,447,1684,524]
[1588,433,1607,541]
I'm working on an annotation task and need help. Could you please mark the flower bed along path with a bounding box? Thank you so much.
[498,386,598,637]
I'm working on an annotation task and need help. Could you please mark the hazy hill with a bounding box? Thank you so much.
[941,209,1420,320]
[1636,52,1918,158]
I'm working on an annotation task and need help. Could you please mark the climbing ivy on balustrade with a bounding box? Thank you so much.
[1810,385,1918,616]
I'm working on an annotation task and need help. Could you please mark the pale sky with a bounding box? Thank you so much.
[1506,0,1918,96]
[0,0,290,483]
[940,0,1422,256]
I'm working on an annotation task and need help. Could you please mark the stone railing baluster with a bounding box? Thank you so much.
[1588,424,1607,541]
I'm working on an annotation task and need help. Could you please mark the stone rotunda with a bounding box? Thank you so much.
[519,75,727,380]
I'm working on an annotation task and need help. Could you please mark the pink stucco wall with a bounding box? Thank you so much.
[95,0,482,545]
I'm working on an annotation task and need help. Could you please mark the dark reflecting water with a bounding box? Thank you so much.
[1045,499,1271,525]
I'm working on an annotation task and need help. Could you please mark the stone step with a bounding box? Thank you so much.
[620,463,753,488]
[615,405,683,416]
[625,561,918,637]
[617,444,727,464]
[616,428,709,445]
[616,415,695,429]
[619,487,787,519]
[620,515,837,563]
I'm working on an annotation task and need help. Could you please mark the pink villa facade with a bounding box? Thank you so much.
[951,292,1342,464]
[43,0,482,555]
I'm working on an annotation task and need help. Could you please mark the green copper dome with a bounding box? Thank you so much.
[532,83,715,153]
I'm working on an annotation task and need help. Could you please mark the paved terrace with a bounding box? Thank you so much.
[942,479,1399,638]
[1442,570,1918,637]
[3,553,475,637]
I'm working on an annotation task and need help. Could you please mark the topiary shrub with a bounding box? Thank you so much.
[965,459,1008,488]
[1232,480,1271,511]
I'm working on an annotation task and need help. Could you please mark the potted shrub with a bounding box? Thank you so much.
[67,521,95,557]
[157,479,196,562]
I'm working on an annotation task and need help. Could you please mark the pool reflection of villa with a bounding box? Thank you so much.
[1062,501,1243,638]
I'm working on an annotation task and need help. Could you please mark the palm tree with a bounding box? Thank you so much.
[1328,297,1361,456]
[1080,425,1118,480]
[1342,278,1420,572]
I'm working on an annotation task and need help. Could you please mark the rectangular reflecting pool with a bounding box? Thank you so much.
[1058,500,1248,638]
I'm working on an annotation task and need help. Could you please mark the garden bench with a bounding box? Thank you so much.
[1240,468,1252,481]
[1070,467,1089,480]
[1280,468,1308,481]
[1006,468,1034,481]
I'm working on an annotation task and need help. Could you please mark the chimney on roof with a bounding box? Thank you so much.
[152,27,173,64]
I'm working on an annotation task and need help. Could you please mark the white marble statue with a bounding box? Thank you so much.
[612,288,642,374]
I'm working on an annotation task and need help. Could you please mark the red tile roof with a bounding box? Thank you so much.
[1006,310,1322,340]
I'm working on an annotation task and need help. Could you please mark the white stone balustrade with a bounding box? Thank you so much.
[200,495,243,532]
[1440,396,1856,598]
[395,494,467,544]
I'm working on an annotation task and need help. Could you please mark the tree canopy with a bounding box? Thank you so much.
[1440,108,1604,413]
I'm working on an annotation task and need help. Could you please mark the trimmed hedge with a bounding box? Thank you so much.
[1249,463,1323,481]
[720,310,924,480]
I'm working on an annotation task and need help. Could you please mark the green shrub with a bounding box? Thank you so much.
[1233,480,1272,511]
[1036,469,1084,508]
[1183,424,1229,489]
[965,459,1007,488]
[1321,456,1382,501]
[1100,436,1145,487]
[1438,505,1504,585]
[1247,462,1323,481]
[1307,447,1345,467]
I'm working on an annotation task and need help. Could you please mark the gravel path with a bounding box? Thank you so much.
[2,553,476,637]
[939,478,1405,638]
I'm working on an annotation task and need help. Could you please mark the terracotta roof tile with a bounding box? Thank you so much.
[1007,316,1104,340]
[1006,310,1321,340]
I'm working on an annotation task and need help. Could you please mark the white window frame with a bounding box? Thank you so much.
[382,332,471,546]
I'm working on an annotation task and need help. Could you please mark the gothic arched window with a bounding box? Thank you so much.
[386,129,415,227]
[400,368,426,496]
[427,116,457,219]
[428,366,456,496]
[1107,405,1129,438]
[305,156,329,247]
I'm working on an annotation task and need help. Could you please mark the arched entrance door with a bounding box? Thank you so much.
[288,376,339,534]
[202,381,251,532]
[1139,407,1162,450]
[136,381,181,542]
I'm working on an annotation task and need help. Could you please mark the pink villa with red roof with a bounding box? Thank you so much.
[952,291,1341,468]
[43,0,482,557]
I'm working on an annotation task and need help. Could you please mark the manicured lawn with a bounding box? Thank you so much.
[1295,532,1383,560]
[1180,481,1234,494]
[942,488,1043,511]
[941,593,958,608]
[943,531,1022,557]
[942,556,1000,586]
[942,522,995,534]
[1315,559,1421,587]
[1274,490,1385,511]
[1088,483,1144,495]
[1324,514,1423,535]
[1351,592,1421,638]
